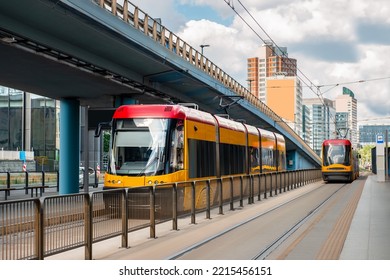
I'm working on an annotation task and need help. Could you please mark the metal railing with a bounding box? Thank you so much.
[0,171,59,200]
[94,0,320,164]
[0,169,321,260]
[0,170,104,200]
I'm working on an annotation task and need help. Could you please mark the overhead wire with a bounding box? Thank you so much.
[224,0,337,124]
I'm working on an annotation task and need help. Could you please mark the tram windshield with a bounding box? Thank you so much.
[323,143,351,166]
[109,118,168,176]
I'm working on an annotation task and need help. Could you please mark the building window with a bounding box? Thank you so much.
[0,87,23,150]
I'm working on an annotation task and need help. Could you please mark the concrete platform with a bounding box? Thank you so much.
[340,174,390,259]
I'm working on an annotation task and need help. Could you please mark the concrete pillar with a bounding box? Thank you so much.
[59,98,80,194]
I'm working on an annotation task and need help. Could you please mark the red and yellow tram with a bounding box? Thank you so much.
[101,104,286,214]
[321,139,359,182]
[103,104,286,190]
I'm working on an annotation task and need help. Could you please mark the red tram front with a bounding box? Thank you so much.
[321,139,359,182]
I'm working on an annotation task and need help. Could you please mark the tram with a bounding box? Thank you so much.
[321,139,359,182]
[100,104,286,213]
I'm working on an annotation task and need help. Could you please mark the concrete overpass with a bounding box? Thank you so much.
[0,0,321,193]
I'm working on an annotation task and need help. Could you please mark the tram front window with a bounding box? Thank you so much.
[109,118,168,176]
[323,144,350,166]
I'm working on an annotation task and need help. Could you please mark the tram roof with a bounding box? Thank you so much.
[322,139,352,146]
[113,104,288,138]
[113,104,216,125]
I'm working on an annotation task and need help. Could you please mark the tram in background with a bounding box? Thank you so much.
[321,139,359,182]
[99,104,286,212]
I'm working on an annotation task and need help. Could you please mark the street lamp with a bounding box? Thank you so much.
[200,44,210,55]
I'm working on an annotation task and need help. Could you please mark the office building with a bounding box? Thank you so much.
[303,98,336,156]
[335,112,349,138]
[266,75,303,137]
[0,85,105,172]
[335,87,358,148]
[359,125,390,145]
[302,104,312,145]
[247,41,297,102]
[0,86,60,170]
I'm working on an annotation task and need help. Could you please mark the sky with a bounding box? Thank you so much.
[129,0,390,125]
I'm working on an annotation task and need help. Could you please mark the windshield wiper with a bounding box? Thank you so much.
[137,155,159,176]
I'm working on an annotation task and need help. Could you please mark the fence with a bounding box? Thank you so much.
[0,169,321,260]
[0,171,59,200]
[0,169,104,200]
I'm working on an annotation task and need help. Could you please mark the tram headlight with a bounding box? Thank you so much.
[148,180,153,185]
[108,180,122,184]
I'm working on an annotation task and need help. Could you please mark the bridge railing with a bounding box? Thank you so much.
[0,169,321,260]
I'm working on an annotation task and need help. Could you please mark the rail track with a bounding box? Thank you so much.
[168,177,365,260]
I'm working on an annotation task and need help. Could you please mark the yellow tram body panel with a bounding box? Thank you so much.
[219,127,246,145]
[186,119,216,142]
[104,170,188,189]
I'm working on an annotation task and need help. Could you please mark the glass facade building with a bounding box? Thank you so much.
[335,112,349,138]
[31,96,59,160]
[303,98,336,156]
[0,87,23,150]
[0,86,60,170]
[359,125,390,145]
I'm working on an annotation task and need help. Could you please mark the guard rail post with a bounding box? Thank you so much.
[229,177,234,211]
[42,171,45,194]
[150,186,156,239]
[56,170,59,192]
[25,171,29,195]
[257,174,262,201]
[36,199,44,260]
[252,174,256,203]
[85,193,93,260]
[294,171,297,189]
[218,178,223,215]
[206,180,211,219]
[173,183,178,230]
[191,181,196,224]
[275,172,278,196]
[240,176,244,207]
[121,190,128,248]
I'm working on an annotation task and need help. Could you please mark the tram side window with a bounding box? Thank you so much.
[188,139,216,178]
[250,147,261,172]
[220,143,246,175]
[261,147,275,172]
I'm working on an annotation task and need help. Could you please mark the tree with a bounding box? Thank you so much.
[103,131,111,153]
[358,144,374,169]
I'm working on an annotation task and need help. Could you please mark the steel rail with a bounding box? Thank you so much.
[167,182,338,260]
[252,184,347,259]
